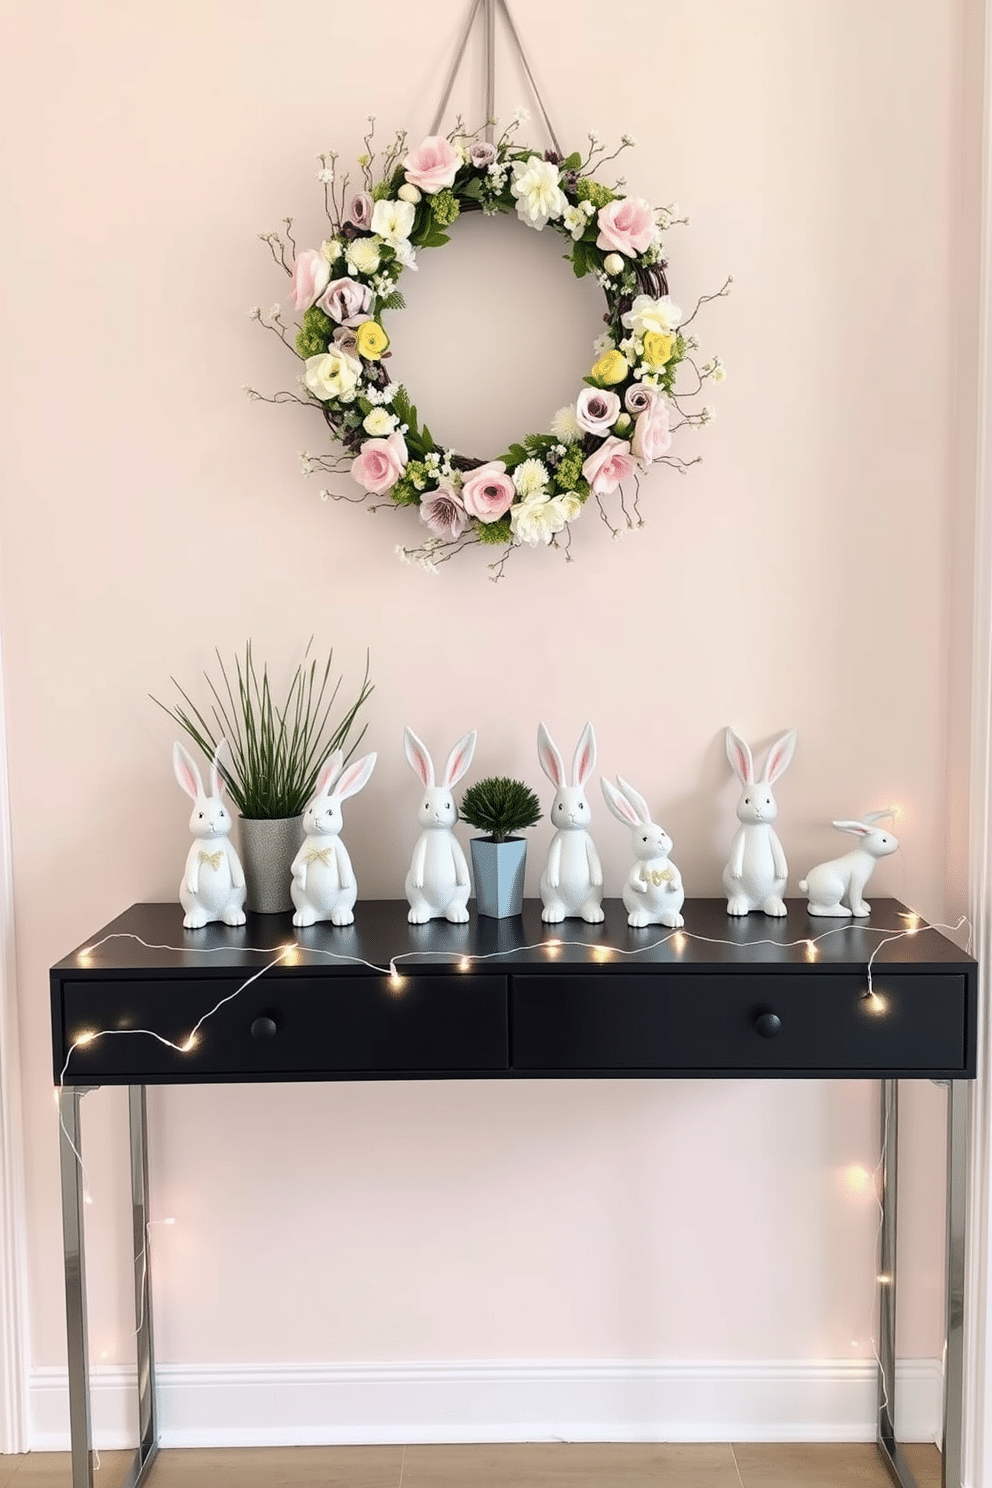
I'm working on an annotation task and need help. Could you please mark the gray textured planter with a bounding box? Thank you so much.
[470,836,527,919]
[238,815,304,914]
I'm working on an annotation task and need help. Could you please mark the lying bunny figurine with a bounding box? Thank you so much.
[538,721,604,923]
[290,750,377,927]
[173,739,246,929]
[602,776,685,928]
[404,727,477,923]
[722,726,797,917]
[799,810,899,917]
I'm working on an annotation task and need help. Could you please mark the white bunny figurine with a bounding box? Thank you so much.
[290,750,378,927]
[601,776,685,928]
[799,810,900,917]
[404,727,477,923]
[538,722,604,924]
[722,726,797,917]
[173,740,247,929]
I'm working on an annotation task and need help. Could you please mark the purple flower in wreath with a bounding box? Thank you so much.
[345,192,374,230]
[420,484,470,541]
[468,141,498,169]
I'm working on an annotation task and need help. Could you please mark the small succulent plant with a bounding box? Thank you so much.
[459,776,542,843]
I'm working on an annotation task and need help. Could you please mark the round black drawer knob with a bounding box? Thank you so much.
[251,1016,278,1040]
[754,1012,782,1038]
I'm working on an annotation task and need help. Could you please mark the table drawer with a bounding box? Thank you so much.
[58,974,509,1082]
[510,973,968,1075]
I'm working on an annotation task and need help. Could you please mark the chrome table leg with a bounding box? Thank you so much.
[58,1088,95,1488]
[126,1086,159,1485]
[941,1080,969,1488]
[876,1079,969,1488]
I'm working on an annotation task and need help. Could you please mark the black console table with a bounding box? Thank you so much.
[50,898,977,1488]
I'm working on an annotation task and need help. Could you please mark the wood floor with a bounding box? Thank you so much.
[0,1442,943,1487]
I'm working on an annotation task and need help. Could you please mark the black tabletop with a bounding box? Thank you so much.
[52,898,974,979]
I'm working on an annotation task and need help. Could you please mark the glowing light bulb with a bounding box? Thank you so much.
[805,940,818,961]
[182,1034,198,1052]
[281,944,300,966]
[841,1164,872,1197]
[83,1191,93,1206]
[900,913,920,935]
[865,992,888,1016]
[593,946,613,963]
[458,957,472,973]
[74,1031,97,1047]
[388,973,406,994]
[877,1273,892,1285]
[672,932,686,952]
[544,939,561,958]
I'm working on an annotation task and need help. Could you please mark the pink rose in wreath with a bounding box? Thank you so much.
[624,383,660,416]
[582,436,637,496]
[421,484,470,541]
[351,432,408,495]
[403,135,461,195]
[575,387,622,436]
[461,461,516,522]
[631,402,672,468]
[290,249,331,311]
[596,196,657,258]
[318,277,373,327]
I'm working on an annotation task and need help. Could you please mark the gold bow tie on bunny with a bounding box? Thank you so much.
[304,847,335,867]
[198,850,224,870]
[648,868,674,886]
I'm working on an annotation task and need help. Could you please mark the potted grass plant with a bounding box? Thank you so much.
[154,641,372,913]
[459,776,542,918]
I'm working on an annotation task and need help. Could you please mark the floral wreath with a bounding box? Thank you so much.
[251,116,728,577]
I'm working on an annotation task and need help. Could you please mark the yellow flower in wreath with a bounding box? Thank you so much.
[356,321,390,360]
[642,331,676,369]
[590,348,628,385]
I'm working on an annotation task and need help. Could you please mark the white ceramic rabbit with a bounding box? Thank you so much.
[722,726,797,917]
[601,776,685,928]
[173,740,247,929]
[290,750,377,927]
[404,728,477,923]
[799,810,899,917]
[538,722,604,924]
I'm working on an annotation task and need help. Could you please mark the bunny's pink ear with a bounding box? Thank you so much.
[538,723,565,788]
[725,727,753,785]
[315,750,344,797]
[173,742,203,801]
[833,819,869,837]
[334,751,377,801]
[571,722,597,786]
[616,776,650,824]
[404,727,434,786]
[602,777,639,826]
[762,729,796,785]
[442,731,477,788]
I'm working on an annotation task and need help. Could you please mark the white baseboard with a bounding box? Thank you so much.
[26,1357,942,1451]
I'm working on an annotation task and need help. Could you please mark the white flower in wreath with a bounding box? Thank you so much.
[512,458,550,498]
[622,293,683,340]
[550,405,583,444]
[510,491,579,546]
[304,347,362,402]
[345,237,382,277]
[363,407,398,437]
[562,204,587,241]
[370,198,416,248]
[511,156,567,230]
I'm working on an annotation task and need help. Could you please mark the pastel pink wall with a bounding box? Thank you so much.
[0,0,972,1394]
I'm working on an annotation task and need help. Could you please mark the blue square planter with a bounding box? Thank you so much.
[470,837,527,918]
